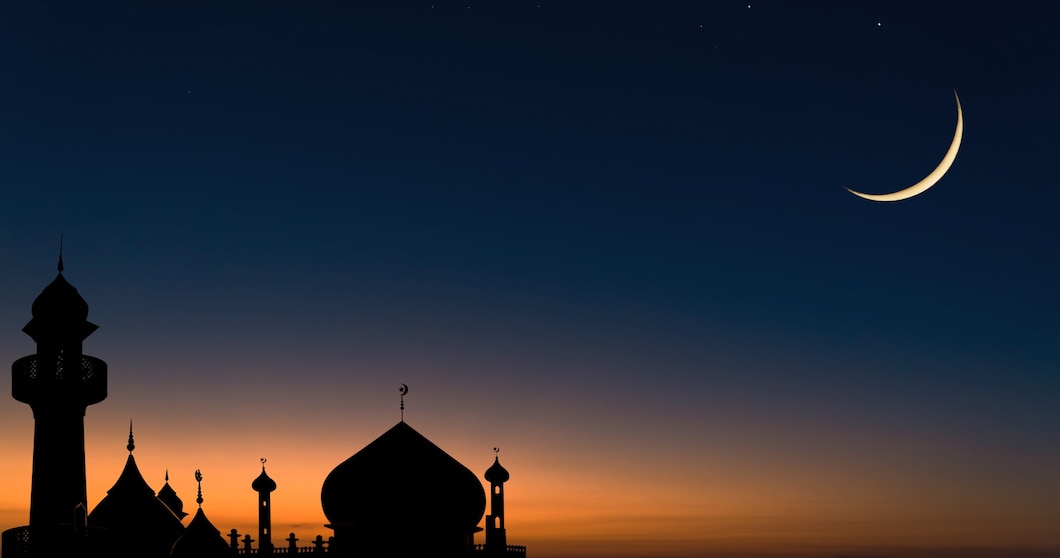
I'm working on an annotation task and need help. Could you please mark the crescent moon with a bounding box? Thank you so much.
[846,90,963,202]
[399,384,408,395]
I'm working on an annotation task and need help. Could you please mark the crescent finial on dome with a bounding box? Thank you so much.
[399,383,408,421]
[127,420,135,454]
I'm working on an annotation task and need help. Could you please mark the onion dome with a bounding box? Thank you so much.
[252,463,277,493]
[485,456,510,484]
[87,429,185,558]
[22,269,97,344]
[157,471,189,520]
[321,421,486,533]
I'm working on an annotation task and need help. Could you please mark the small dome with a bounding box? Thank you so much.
[321,421,485,531]
[485,457,510,484]
[22,273,98,343]
[252,466,277,493]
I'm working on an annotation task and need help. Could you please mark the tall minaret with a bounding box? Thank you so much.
[12,255,107,525]
[484,449,510,554]
[252,459,277,555]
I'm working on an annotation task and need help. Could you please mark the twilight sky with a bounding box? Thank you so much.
[1,2,1058,557]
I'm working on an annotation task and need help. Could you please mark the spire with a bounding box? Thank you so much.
[195,470,204,508]
[399,383,408,422]
[57,234,65,273]
[127,420,135,454]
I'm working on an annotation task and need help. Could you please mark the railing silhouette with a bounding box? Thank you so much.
[232,541,530,555]
[236,546,327,554]
[228,534,527,556]
[472,543,527,557]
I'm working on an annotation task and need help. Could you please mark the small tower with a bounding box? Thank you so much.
[12,255,108,526]
[484,449,510,554]
[252,458,277,555]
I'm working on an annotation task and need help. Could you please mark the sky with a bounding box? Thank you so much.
[0,1,1058,557]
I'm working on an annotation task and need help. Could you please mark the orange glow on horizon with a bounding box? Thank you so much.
[0,381,1058,558]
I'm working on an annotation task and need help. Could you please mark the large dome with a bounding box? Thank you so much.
[321,421,485,532]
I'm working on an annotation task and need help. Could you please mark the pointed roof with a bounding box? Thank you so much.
[87,431,184,557]
[157,471,189,520]
[170,508,234,558]
[171,471,233,558]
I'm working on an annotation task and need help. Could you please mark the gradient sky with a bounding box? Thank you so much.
[1,2,1058,557]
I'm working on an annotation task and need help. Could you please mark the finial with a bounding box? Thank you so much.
[195,469,203,507]
[494,447,500,455]
[57,234,64,273]
[399,383,408,421]
[261,457,267,471]
[165,469,169,482]
[127,420,135,453]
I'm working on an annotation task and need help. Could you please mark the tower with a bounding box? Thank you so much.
[11,258,107,526]
[252,459,277,555]
[484,451,510,554]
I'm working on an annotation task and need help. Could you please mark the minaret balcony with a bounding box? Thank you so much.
[12,354,107,405]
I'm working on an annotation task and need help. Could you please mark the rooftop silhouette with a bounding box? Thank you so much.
[2,265,526,558]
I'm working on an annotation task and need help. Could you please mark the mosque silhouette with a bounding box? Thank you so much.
[2,262,527,558]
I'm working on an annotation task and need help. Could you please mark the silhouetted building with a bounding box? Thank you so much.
[3,263,526,558]
[87,425,185,558]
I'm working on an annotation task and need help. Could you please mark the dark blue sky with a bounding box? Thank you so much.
[1,2,1058,554]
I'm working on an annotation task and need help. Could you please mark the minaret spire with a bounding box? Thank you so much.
[252,457,277,555]
[12,261,106,527]
[485,448,512,554]
[57,234,64,273]
[195,470,203,508]
[127,420,135,454]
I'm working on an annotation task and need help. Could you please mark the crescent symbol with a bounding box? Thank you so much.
[846,90,963,202]
[399,384,408,395]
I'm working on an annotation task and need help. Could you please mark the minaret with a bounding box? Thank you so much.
[252,458,277,555]
[484,449,510,554]
[12,254,107,526]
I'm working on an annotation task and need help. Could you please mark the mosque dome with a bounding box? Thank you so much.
[485,456,510,484]
[320,421,486,532]
[252,465,277,493]
[22,271,97,343]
